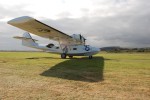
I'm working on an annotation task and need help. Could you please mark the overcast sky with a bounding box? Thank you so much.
[0,0,150,50]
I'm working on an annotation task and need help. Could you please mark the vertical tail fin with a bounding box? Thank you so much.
[22,32,38,47]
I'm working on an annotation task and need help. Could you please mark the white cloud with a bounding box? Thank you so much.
[0,0,150,50]
[0,0,132,20]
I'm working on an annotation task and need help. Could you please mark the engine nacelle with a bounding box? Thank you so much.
[71,34,86,44]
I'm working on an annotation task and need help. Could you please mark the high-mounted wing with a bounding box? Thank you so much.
[8,16,73,43]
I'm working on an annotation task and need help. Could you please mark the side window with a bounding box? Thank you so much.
[73,48,77,50]
[46,43,54,48]
[56,47,59,49]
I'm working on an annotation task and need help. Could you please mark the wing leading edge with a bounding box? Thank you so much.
[8,16,73,43]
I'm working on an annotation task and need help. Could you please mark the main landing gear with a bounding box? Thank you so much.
[61,53,66,59]
[61,54,73,59]
[61,54,93,59]
[68,55,73,58]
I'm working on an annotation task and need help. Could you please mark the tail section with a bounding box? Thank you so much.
[22,32,38,47]
[14,32,38,48]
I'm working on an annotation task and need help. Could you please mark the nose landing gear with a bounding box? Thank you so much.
[89,56,93,59]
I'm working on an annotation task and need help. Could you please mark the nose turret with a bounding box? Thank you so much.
[93,47,100,52]
[90,46,100,55]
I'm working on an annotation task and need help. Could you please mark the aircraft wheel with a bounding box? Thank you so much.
[89,56,93,59]
[61,53,66,59]
[69,56,73,58]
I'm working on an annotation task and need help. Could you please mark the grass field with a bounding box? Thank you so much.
[0,52,149,100]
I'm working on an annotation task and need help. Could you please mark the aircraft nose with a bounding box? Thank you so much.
[97,48,100,52]
[94,48,100,52]
[98,48,101,52]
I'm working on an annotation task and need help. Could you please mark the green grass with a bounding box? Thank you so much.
[0,52,149,100]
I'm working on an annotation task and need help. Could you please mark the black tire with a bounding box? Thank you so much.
[89,56,93,59]
[61,53,66,59]
[69,56,73,58]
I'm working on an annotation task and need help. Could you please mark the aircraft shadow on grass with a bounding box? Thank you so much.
[40,57,104,82]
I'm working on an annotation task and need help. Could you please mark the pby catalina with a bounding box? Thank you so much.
[7,16,100,59]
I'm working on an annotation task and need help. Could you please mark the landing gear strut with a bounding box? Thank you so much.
[89,56,93,59]
[61,53,66,59]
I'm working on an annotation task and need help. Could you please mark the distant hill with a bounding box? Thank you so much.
[100,46,150,52]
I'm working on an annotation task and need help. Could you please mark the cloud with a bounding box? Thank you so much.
[0,0,150,50]
[0,4,33,21]
[47,0,150,47]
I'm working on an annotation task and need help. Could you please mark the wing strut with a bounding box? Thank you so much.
[58,39,63,53]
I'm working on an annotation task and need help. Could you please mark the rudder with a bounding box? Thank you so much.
[22,32,38,47]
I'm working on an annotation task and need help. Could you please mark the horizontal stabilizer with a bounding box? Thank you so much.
[13,36,38,41]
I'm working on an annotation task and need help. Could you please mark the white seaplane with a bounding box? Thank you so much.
[8,16,100,59]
